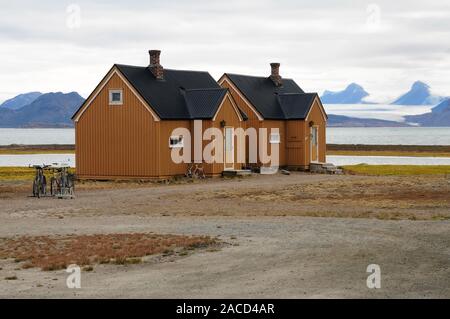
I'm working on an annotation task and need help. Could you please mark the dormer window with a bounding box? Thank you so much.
[109,89,123,105]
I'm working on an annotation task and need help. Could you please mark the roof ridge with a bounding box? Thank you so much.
[185,87,227,92]
[225,72,294,81]
[164,68,210,74]
[278,92,318,96]
[115,64,211,74]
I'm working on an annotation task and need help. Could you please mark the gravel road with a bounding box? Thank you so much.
[0,173,449,298]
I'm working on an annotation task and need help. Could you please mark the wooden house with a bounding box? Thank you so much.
[72,50,327,179]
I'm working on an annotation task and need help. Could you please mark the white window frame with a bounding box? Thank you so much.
[109,89,123,105]
[169,135,184,148]
[269,132,281,144]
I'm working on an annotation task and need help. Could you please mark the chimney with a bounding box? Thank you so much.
[149,50,164,80]
[270,62,282,86]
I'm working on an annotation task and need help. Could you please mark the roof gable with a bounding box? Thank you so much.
[183,88,227,119]
[72,66,160,122]
[223,73,326,120]
[277,93,317,119]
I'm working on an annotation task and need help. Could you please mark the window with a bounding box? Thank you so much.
[109,89,123,105]
[311,127,318,146]
[169,135,184,148]
[269,133,280,144]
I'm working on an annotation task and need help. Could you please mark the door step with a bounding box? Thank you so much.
[222,169,252,177]
[310,162,343,175]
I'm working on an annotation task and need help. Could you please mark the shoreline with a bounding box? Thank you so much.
[2,144,450,157]
[0,144,75,154]
[327,144,450,157]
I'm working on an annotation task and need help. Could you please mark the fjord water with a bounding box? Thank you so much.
[0,127,450,146]
[327,127,450,145]
[2,153,450,167]
[0,128,75,145]
[0,127,449,166]
[0,154,75,167]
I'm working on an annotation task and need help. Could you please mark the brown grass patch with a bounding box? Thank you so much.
[0,233,217,271]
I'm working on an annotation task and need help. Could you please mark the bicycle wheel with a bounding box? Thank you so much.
[50,177,57,196]
[32,180,38,197]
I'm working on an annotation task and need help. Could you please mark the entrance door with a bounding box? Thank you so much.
[224,127,234,170]
[310,126,319,163]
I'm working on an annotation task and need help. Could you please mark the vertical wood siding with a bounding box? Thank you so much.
[304,99,327,164]
[221,76,327,168]
[158,120,190,177]
[76,73,159,179]
[260,120,286,166]
[286,120,307,167]
[203,95,243,175]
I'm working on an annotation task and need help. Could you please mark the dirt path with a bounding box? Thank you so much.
[0,173,449,298]
[1,173,449,220]
[0,216,448,298]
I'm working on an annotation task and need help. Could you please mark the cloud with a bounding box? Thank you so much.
[0,0,449,102]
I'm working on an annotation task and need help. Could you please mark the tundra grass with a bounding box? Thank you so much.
[0,167,75,181]
[0,233,218,271]
[342,164,450,176]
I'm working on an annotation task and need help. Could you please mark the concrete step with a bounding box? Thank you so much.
[222,169,252,177]
[310,162,343,175]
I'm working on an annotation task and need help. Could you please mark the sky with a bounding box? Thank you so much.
[0,0,449,104]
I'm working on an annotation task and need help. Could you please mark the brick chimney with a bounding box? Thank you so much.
[270,62,282,86]
[149,50,164,80]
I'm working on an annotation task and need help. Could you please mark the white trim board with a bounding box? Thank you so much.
[305,96,327,123]
[212,91,243,122]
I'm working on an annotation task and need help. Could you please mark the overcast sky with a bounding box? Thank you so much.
[0,0,449,103]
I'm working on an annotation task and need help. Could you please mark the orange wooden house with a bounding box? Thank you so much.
[219,63,327,170]
[72,50,327,179]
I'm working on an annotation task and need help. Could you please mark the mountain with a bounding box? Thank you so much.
[404,98,450,127]
[0,92,42,110]
[431,98,450,113]
[0,92,85,128]
[391,81,445,105]
[327,114,410,127]
[321,83,370,104]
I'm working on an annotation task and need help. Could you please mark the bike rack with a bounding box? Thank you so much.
[29,163,75,199]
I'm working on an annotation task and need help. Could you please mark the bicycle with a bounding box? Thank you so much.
[185,162,206,179]
[192,163,206,179]
[185,163,194,178]
[30,165,49,198]
[50,165,75,198]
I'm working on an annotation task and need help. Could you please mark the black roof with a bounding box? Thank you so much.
[225,73,323,120]
[116,64,228,120]
[183,88,227,119]
[278,93,318,119]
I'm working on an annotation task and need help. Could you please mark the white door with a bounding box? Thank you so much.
[224,127,234,170]
[310,126,319,163]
